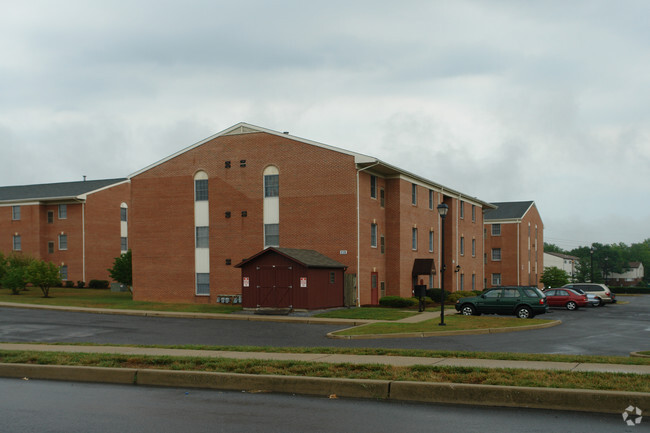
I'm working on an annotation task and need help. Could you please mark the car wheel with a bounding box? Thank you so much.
[461,304,477,316]
[516,306,533,319]
[566,301,577,311]
[596,298,604,307]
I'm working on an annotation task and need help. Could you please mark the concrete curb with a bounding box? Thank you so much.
[327,319,562,339]
[631,352,650,358]
[1,363,647,414]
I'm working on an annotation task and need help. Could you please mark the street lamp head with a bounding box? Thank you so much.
[437,203,449,218]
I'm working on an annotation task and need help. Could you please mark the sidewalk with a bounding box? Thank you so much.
[1,343,649,375]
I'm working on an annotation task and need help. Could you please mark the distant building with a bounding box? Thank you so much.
[543,251,579,281]
[608,262,645,286]
[0,179,130,284]
[484,201,544,289]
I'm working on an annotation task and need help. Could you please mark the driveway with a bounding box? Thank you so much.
[0,296,647,356]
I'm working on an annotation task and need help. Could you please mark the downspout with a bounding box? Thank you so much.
[82,202,86,283]
[356,161,379,307]
[516,220,520,285]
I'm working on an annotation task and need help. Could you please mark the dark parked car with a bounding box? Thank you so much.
[454,286,548,319]
[544,288,588,310]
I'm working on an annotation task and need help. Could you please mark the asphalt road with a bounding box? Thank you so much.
[0,296,648,355]
[0,378,630,433]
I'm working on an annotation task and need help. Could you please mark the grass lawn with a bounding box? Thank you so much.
[333,315,554,335]
[1,350,647,393]
[313,307,422,321]
[0,287,242,314]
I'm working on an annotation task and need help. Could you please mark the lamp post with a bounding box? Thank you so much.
[590,247,594,282]
[437,203,449,326]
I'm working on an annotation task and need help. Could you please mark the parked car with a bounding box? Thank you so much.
[561,283,615,306]
[543,288,588,310]
[454,286,548,319]
[565,287,600,307]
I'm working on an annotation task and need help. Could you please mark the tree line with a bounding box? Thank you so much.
[542,238,650,287]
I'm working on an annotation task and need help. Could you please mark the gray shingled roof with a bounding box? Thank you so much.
[0,178,127,202]
[236,247,347,269]
[484,201,535,221]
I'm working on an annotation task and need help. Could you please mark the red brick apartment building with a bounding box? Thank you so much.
[128,122,495,306]
[483,201,544,289]
[0,179,131,283]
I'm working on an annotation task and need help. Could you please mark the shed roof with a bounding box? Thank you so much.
[0,178,128,204]
[235,247,347,269]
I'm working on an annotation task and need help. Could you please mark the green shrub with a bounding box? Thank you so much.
[446,291,479,304]
[426,288,451,303]
[77,281,85,289]
[379,296,417,308]
[64,280,75,288]
[610,286,650,294]
[88,280,110,289]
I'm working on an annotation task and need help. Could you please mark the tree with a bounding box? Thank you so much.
[108,250,132,293]
[540,266,570,289]
[543,243,566,254]
[26,260,62,298]
[1,253,34,294]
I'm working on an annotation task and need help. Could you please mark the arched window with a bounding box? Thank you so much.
[194,171,210,295]
[263,166,279,247]
[120,202,128,252]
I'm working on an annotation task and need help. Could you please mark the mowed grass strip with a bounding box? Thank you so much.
[333,315,554,335]
[313,307,419,321]
[0,350,647,393]
[0,288,242,314]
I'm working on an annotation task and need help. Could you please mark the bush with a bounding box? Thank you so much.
[64,280,75,288]
[88,280,110,289]
[426,288,451,303]
[446,291,480,304]
[77,281,85,288]
[379,296,417,308]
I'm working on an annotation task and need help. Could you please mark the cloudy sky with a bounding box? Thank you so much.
[2,0,648,250]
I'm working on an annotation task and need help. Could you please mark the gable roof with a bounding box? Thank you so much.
[544,251,579,261]
[129,122,495,210]
[235,247,347,269]
[0,178,128,204]
[484,201,535,221]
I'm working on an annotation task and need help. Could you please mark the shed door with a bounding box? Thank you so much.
[258,266,293,308]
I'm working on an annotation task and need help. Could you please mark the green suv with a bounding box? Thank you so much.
[454,286,549,319]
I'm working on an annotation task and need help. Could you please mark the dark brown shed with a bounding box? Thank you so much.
[235,247,347,310]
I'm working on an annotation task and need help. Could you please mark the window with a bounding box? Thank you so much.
[429,230,434,252]
[58,204,67,219]
[59,234,68,250]
[460,200,464,219]
[491,248,501,261]
[472,274,476,290]
[195,179,208,201]
[380,235,385,254]
[329,272,336,284]
[460,274,464,290]
[428,190,433,210]
[47,211,54,224]
[472,239,476,257]
[503,288,518,297]
[60,265,68,280]
[264,224,279,247]
[491,273,502,285]
[370,175,377,198]
[380,189,385,207]
[264,174,279,197]
[411,184,417,205]
[472,205,476,222]
[370,223,378,248]
[491,224,501,236]
[12,206,20,220]
[48,241,54,254]
[460,237,465,255]
[120,237,128,251]
[196,226,209,248]
[196,273,210,295]
[120,207,128,222]
[13,235,21,251]
[412,228,418,250]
